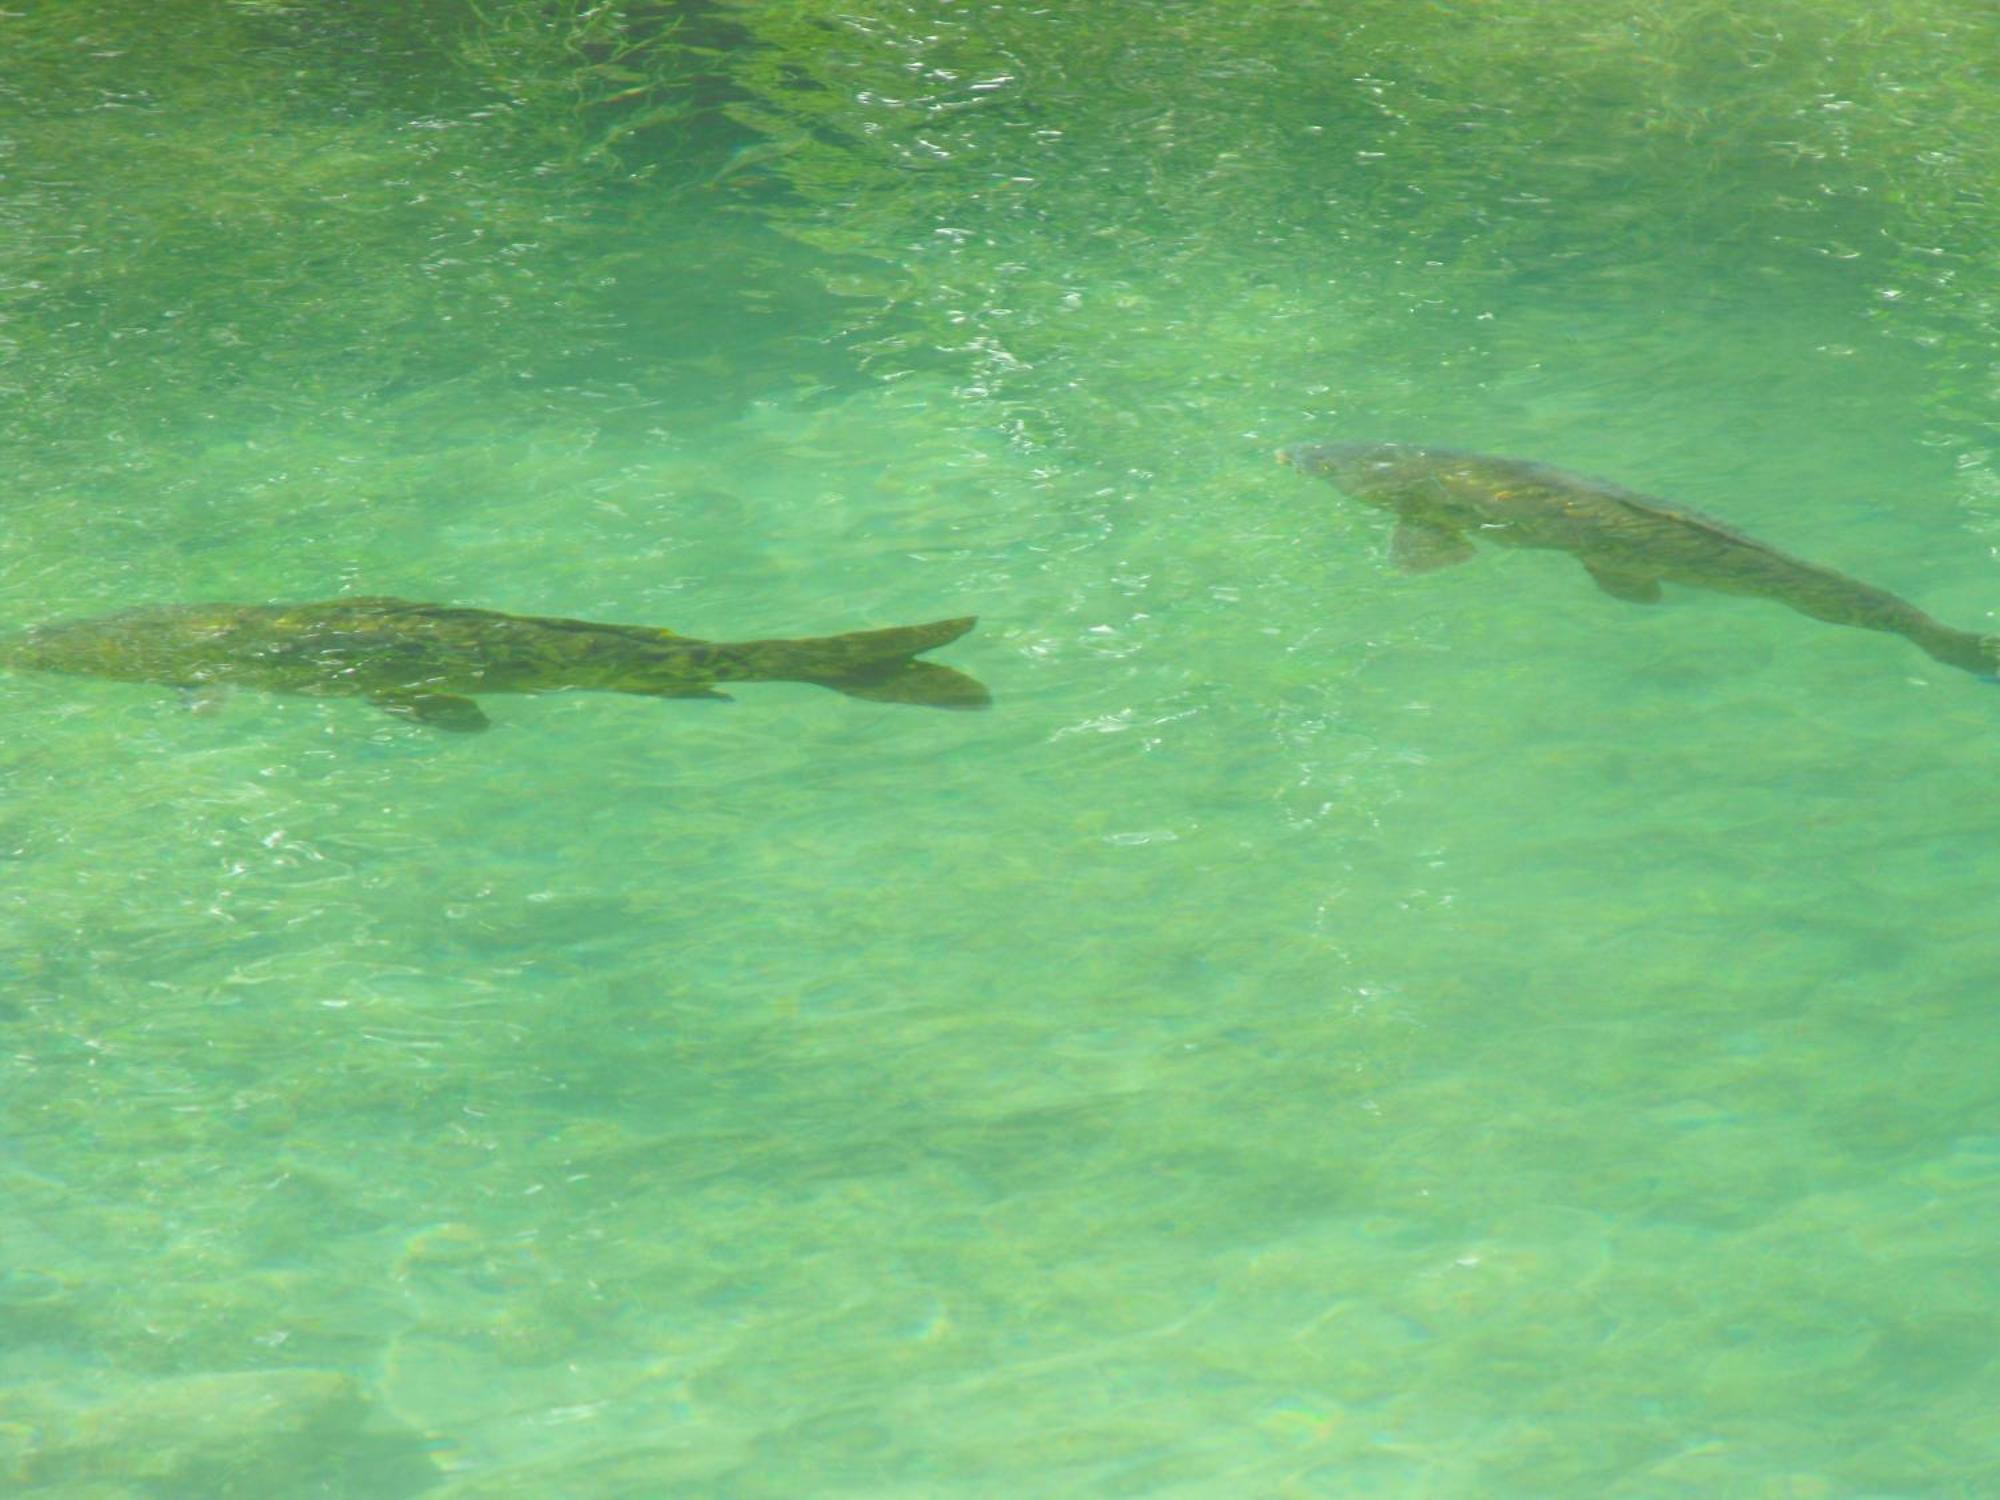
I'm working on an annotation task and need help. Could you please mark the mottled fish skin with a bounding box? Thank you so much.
[0,598,989,730]
[1280,441,2000,677]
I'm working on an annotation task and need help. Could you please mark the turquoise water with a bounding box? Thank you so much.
[4,3,1998,1494]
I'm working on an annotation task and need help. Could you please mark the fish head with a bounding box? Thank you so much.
[1278,442,1434,506]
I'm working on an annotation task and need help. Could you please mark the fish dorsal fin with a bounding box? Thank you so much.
[1581,561,1664,603]
[1392,520,1476,574]
[1590,485,1767,550]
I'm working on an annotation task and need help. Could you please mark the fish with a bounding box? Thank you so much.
[703,133,808,188]
[1279,441,2000,678]
[0,597,990,731]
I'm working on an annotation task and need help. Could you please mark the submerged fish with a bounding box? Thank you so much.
[0,598,990,731]
[1280,441,2000,678]
[703,133,808,188]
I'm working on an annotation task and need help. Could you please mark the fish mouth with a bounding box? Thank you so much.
[1276,441,1380,475]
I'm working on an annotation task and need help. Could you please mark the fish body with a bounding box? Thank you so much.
[1,598,988,730]
[704,134,808,188]
[1280,441,1998,676]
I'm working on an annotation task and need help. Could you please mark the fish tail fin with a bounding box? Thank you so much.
[1913,625,2000,678]
[1974,635,2000,683]
[774,616,990,710]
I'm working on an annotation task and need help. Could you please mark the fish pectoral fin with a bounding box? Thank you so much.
[1581,562,1664,604]
[371,692,491,732]
[1391,521,1476,574]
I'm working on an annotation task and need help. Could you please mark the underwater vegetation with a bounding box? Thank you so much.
[3,0,1993,480]
[0,0,773,469]
[716,0,2000,455]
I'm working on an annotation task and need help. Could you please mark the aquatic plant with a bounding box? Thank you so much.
[715,1,1999,455]
[454,0,703,178]
[1,0,1993,547]
[0,0,728,480]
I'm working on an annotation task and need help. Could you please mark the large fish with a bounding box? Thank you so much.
[1280,441,2000,677]
[0,597,989,730]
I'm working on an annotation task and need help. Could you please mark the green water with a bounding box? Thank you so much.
[4,3,1998,1495]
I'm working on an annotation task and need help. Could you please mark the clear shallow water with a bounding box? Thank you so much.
[3,3,1998,1495]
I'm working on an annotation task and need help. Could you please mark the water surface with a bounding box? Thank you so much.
[3,2,1997,1494]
